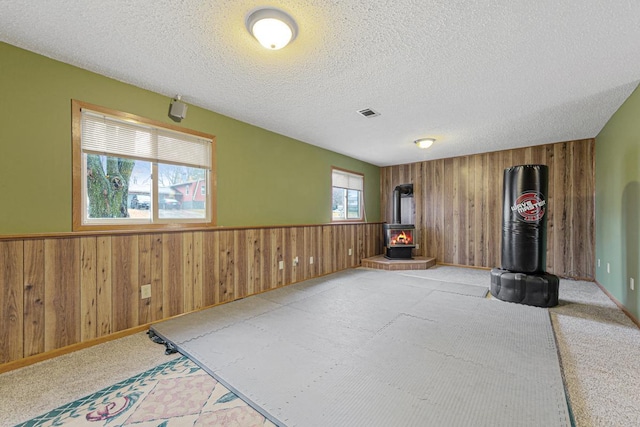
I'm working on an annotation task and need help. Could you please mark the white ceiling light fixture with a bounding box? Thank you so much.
[246,7,298,50]
[415,138,435,149]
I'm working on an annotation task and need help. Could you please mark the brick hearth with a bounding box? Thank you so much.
[361,255,436,271]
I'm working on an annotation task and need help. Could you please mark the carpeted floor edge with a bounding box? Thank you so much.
[149,327,284,427]
[549,310,577,427]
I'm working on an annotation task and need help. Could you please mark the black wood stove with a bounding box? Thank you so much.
[384,184,415,259]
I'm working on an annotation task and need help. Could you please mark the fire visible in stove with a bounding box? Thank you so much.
[389,229,414,246]
[383,224,416,259]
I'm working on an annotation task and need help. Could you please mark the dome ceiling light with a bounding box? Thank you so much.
[245,7,298,50]
[415,138,436,149]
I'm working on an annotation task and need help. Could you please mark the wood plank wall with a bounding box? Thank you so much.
[0,223,383,365]
[381,139,595,279]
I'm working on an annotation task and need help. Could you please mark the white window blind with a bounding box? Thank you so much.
[332,169,363,190]
[81,110,212,169]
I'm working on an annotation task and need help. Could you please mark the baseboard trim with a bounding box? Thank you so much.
[0,325,149,374]
[594,280,640,329]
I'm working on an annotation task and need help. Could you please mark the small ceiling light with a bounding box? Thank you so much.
[415,138,436,149]
[246,7,298,50]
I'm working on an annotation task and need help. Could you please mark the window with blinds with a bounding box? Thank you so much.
[72,100,216,230]
[332,168,364,221]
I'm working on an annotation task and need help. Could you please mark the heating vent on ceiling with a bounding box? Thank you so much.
[357,108,380,118]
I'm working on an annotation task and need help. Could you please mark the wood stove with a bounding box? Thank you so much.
[384,224,416,259]
[384,183,416,259]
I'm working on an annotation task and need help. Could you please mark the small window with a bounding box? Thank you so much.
[332,168,364,221]
[72,100,216,231]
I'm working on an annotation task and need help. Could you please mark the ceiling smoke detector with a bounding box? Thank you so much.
[357,108,380,118]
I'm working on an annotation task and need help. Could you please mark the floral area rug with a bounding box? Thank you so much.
[16,356,276,427]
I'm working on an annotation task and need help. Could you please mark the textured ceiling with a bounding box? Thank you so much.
[2,1,640,166]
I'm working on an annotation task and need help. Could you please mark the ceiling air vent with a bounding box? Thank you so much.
[357,108,380,118]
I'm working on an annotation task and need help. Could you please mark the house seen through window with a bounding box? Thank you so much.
[72,100,216,230]
[332,168,364,221]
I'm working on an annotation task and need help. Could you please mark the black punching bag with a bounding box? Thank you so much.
[501,165,548,274]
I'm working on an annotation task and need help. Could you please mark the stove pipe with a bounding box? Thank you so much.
[392,184,413,224]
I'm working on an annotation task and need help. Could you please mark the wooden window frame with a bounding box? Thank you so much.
[72,100,217,232]
[331,167,365,222]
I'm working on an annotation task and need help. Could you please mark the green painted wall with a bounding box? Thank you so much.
[595,83,640,319]
[0,42,380,234]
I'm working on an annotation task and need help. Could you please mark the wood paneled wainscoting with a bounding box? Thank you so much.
[0,223,383,366]
[381,139,595,280]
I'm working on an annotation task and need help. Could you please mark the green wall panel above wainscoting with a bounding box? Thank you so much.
[0,42,380,235]
[596,82,640,320]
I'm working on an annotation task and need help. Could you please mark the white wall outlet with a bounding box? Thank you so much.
[631,278,635,291]
[293,256,299,266]
[415,243,419,250]
[597,259,600,268]
[348,248,352,256]
[309,256,314,265]
[607,263,610,274]
[278,260,284,270]
[141,284,151,299]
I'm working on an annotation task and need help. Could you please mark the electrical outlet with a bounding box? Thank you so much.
[415,243,419,250]
[631,278,635,291]
[293,256,299,266]
[607,263,610,274]
[141,284,151,299]
[348,248,352,256]
[597,259,600,268]
[279,260,284,270]
[309,256,314,265]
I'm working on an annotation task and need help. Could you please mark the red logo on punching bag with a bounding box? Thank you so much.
[511,192,546,222]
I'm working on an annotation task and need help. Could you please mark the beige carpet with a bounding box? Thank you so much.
[10,355,275,426]
[1,265,639,426]
[550,279,640,426]
[0,333,179,425]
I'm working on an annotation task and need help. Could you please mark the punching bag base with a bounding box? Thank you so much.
[490,268,559,308]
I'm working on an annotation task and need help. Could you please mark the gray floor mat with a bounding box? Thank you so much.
[150,269,570,427]
[397,265,491,287]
